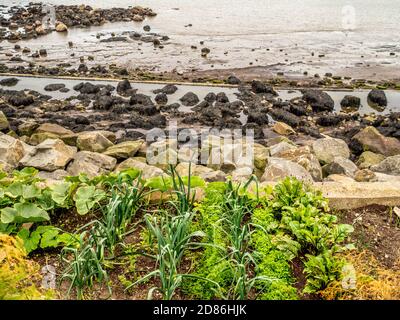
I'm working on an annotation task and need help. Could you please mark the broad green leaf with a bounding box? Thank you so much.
[73,186,106,215]
[180,176,206,188]
[17,228,41,254]
[39,227,61,248]
[50,182,73,206]
[145,176,173,192]
[5,182,24,198]
[13,167,38,180]
[22,184,42,199]
[0,171,6,180]
[0,203,50,224]
[57,232,79,247]
[0,222,16,235]
[36,189,56,211]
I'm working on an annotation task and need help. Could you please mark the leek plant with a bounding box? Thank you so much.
[61,224,109,300]
[61,172,147,299]
[126,165,211,300]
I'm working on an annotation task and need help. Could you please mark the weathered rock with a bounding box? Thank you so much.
[269,108,300,127]
[269,141,296,157]
[352,126,400,156]
[116,79,132,94]
[251,80,277,95]
[261,158,314,183]
[325,174,355,183]
[272,122,296,136]
[371,155,400,176]
[374,172,400,182]
[253,143,270,171]
[77,131,114,153]
[231,167,253,182]
[356,151,386,169]
[322,156,358,178]
[20,139,76,171]
[316,115,342,127]
[200,170,226,182]
[29,132,60,145]
[354,169,377,182]
[180,92,199,106]
[8,93,34,107]
[67,151,117,178]
[0,134,30,168]
[38,169,68,181]
[276,146,323,181]
[312,138,350,164]
[302,89,334,112]
[115,158,166,179]
[153,84,178,95]
[226,75,241,85]
[315,181,400,209]
[0,78,19,86]
[177,146,198,163]
[367,89,387,107]
[175,162,226,182]
[55,22,68,32]
[103,140,144,159]
[17,121,39,136]
[340,95,361,110]
[44,83,66,92]
[150,149,179,171]
[0,111,9,131]
[0,160,13,173]
[35,123,74,137]
[155,93,168,105]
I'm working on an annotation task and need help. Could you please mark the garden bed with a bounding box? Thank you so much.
[1,167,399,300]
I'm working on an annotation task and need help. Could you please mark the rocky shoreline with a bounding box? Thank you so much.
[1,77,400,192]
[0,3,156,41]
[0,4,399,90]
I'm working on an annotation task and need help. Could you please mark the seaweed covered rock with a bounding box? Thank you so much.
[367,89,387,107]
[302,89,334,112]
[340,95,361,111]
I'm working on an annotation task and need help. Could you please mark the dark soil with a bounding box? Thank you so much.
[337,205,400,268]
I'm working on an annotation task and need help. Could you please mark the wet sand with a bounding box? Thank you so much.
[1,1,400,83]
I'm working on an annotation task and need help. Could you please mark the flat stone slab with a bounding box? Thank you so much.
[315,181,400,209]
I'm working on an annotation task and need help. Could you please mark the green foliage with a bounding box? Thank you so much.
[17,226,77,254]
[73,186,106,215]
[0,168,76,226]
[126,211,205,300]
[61,226,110,300]
[267,177,354,294]
[1,203,49,224]
[1,166,354,300]
[303,251,345,294]
[258,280,298,300]
[185,177,353,299]
[61,172,146,299]
[182,181,230,299]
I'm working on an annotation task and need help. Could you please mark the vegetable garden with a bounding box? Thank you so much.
[1,166,399,300]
